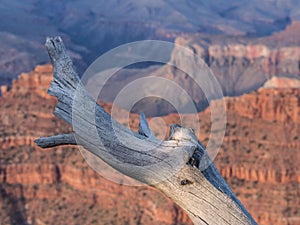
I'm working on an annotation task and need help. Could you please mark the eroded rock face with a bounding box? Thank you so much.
[1,65,53,98]
[179,36,300,94]
[208,88,300,225]
[0,64,300,225]
[134,35,300,116]
[0,64,192,225]
[1,0,298,86]
[263,76,300,89]
[223,88,300,124]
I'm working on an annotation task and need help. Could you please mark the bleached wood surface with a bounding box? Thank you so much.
[35,36,257,225]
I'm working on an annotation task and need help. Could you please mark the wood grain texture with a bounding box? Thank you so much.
[35,36,257,225]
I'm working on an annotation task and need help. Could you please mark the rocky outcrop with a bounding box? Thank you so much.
[1,0,297,87]
[208,86,300,225]
[0,64,299,225]
[129,35,300,116]
[0,64,192,225]
[218,165,300,184]
[1,64,53,98]
[175,36,300,95]
[222,88,300,124]
[258,21,300,46]
[263,76,300,88]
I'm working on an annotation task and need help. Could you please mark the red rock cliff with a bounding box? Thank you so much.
[0,64,192,225]
[0,64,300,225]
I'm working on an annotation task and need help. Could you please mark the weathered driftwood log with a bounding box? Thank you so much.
[35,36,258,225]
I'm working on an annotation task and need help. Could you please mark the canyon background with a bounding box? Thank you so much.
[0,1,300,225]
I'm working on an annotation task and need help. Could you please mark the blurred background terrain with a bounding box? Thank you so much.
[0,0,300,224]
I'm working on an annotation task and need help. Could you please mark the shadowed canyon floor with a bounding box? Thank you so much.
[0,65,299,224]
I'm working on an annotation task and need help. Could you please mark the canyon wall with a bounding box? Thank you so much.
[0,64,299,225]
[209,86,300,225]
[141,34,300,115]
[0,65,192,225]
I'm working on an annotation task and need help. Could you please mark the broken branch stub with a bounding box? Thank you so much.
[35,36,257,225]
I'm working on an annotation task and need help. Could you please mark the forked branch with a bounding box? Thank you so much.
[35,37,257,225]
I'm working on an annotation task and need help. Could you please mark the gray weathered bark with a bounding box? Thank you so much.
[35,36,258,225]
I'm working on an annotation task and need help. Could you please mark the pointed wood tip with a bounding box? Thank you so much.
[138,112,153,138]
[45,36,66,62]
[34,134,77,148]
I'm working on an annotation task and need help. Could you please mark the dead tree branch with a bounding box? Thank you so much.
[35,36,257,225]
